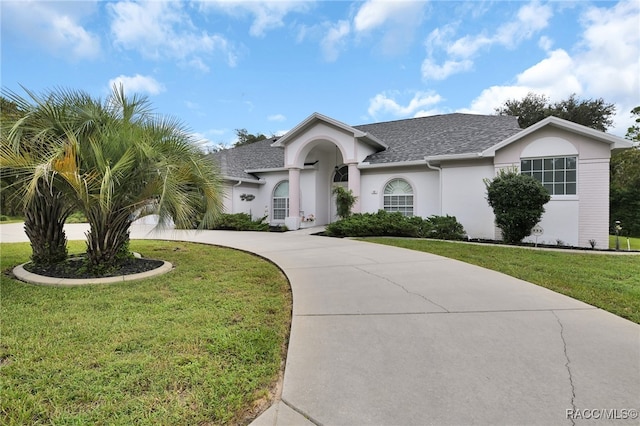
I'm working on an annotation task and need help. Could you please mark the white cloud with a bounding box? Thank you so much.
[108,74,165,96]
[321,20,351,62]
[447,34,493,59]
[538,36,553,51]
[353,0,426,55]
[108,1,237,70]
[574,0,639,100]
[421,58,473,81]
[464,86,538,116]
[200,0,312,37]
[465,0,640,135]
[354,0,423,33]
[516,49,582,94]
[494,1,552,48]
[1,1,101,60]
[368,91,443,118]
[423,1,553,81]
[268,114,286,122]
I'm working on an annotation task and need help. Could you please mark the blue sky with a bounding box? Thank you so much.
[2,1,639,150]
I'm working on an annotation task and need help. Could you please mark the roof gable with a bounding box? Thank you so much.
[481,116,634,157]
[272,112,388,150]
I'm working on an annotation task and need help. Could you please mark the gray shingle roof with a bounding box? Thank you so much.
[355,113,521,164]
[211,114,522,179]
[210,137,283,180]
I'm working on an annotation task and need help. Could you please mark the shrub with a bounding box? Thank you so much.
[66,211,88,223]
[325,210,465,240]
[425,215,466,240]
[207,213,269,231]
[485,168,550,244]
[0,215,8,222]
[332,185,357,218]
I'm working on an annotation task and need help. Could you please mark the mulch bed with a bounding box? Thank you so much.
[23,257,165,279]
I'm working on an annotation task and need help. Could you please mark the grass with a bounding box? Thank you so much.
[0,240,291,425]
[609,235,640,250]
[0,216,23,224]
[363,238,640,324]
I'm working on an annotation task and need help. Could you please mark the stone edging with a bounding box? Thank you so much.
[12,260,173,286]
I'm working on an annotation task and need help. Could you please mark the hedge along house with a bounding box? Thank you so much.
[211,112,632,248]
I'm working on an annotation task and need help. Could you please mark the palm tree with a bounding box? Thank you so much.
[1,85,224,272]
[1,90,78,265]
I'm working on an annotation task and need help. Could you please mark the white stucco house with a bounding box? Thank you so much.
[211,112,632,248]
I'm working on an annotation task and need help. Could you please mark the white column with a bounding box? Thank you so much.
[285,167,301,230]
[348,162,361,213]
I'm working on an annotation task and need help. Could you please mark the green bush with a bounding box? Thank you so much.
[0,215,8,222]
[485,169,550,244]
[66,211,87,223]
[325,210,465,240]
[425,215,466,240]
[332,185,357,218]
[207,213,269,231]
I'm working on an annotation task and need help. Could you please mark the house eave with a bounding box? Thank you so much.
[357,133,389,150]
[424,153,483,163]
[244,167,289,173]
[222,175,266,185]
[358,159,427,169]
[481,116,633,157]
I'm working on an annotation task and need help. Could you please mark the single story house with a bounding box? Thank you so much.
[211,112,632,248]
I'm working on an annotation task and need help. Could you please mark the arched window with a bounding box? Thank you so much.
[273,181,289,220]
[333,165,349,183]
[383,178,414,216]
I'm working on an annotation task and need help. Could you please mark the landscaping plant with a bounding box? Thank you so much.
[325,210,465,240]
[332,185,357,219]
[485,168,550,244]
[1,85,224,273]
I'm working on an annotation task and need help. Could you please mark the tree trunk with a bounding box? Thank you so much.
[23,182,72,265]
[85,206,133,273]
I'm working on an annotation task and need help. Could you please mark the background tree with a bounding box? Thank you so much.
[0,97,24,217]
[610,106,640,237]
[625,106,640,144]
[496,92,616,130]
[234,128,267,147]
[485,169,551,244]
[495,93,550,129]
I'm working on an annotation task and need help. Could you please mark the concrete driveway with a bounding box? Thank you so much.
[2,223,639,425]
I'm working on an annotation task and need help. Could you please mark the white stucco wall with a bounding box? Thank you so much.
[522,201,579,246]
[359,166,440,218]
[222,181,268,220]
[494,127,612,247]
[441,160,496,240]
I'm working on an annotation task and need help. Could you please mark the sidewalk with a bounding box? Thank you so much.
[2,223,639,425]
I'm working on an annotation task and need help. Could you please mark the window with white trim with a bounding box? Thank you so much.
[383,178,414,216]
[273,181,289,220]
[521,156,577,195]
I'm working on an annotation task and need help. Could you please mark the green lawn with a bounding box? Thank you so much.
[609,235,640,250]
[0,240,291,425]
[363,238,640,324]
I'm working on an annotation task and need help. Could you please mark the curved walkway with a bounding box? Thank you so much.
[2,223,639,425]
